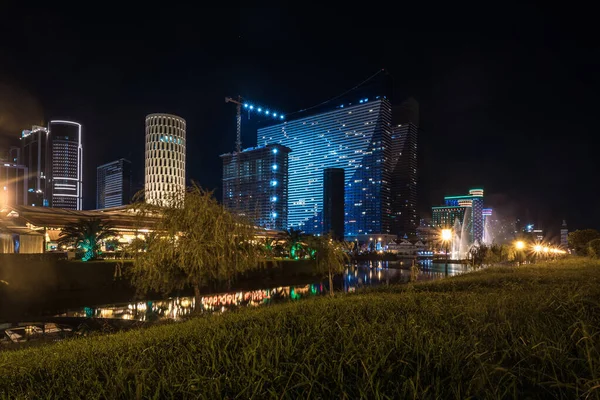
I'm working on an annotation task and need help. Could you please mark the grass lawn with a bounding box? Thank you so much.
[1,258,599,398]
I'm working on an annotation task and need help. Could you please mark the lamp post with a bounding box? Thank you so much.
[515,240,525,265]
[441,229,452,273]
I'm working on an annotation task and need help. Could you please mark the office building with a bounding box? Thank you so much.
[391,98,419,237]
[221,144,290,231]
[0,157,28,207]
[47,120,83,210]
[145,113,186,207]
[97,159,132,209]
[257,96,393,236]
[323,168,345,240]
[20,125,48,206]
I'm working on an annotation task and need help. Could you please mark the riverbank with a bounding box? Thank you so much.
[1,258,599,398]
[0,256,317,321]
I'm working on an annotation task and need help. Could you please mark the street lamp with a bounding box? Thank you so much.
[441,229,452,271]
[515,241,525,265]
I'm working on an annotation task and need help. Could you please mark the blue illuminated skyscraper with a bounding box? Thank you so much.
[257,96,393,236]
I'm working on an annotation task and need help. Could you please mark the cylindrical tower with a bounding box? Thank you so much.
[145,113,186,206]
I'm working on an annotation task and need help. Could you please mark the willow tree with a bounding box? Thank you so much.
[313,235,350,296]
[129,184,263,310]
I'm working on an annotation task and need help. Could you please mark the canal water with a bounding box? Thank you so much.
[53,260,469,322]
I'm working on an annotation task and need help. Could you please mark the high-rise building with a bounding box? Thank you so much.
[0,156,28,207]
[257,96,393,236]
[144,113,186,207]
[323,168,345,240]
[97,159,132,209]
[20,125,48,206]
[47,120,83,210]
[221,144,290,230]
[391,98,419,238]
[560,220,568,249]
[431,188,486,245]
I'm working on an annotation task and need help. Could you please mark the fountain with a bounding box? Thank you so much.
[449,208,474,260]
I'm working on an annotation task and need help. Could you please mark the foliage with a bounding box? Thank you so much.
[129,184,264,308]
[2,259,600,398]
[568,229,600,255]
[588,238,600,258]
[469,243,510,266]
[57,218,114,261]
[284,228,305,259]
[312,235,349,295]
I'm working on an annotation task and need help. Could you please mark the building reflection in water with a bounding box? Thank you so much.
[57,261,470,322]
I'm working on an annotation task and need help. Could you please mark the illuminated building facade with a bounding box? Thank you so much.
[257,97,393,236]
[221,144,290,230]
[145,114,186,207]
[431,188,486,244]
[97,159,132,209]
[47,120,83,210]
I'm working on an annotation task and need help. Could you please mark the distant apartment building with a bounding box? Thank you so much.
[97,159,132,209]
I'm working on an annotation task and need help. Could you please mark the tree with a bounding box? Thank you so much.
[568,229,600,255]
[313,235,349,296]
[129,184,264,311]
[588,239,600,258]
[57,218,114,261]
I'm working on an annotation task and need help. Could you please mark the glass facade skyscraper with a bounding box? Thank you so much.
[257,97,392,236]
[97,158,132,209]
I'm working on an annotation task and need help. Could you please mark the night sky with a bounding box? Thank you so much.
[0,5,597,236]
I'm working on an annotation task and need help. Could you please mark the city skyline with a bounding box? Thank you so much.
[0,5,597,233]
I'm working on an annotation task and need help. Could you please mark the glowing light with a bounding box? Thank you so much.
[265,110,270,115]
[272,148,278,154]
[257,108,262,112]
[271,196,277,202]
[244,103,249,108]
[272,164,278,170]
[280,115,284,119]
[273,113,277,117]
[249,105,254,110]
[543,247,549,253]
[533,245,542,252]
[441,229,452,241]
[272,212,277,218]
[515,241,525,250]
[271,180,278,186]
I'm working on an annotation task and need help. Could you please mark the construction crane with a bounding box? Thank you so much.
[225,96,285,153]
[224,96,243,153]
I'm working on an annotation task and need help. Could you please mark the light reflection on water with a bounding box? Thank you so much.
[55,261,469,322]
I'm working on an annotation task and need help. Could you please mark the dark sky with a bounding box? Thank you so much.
[0,4,598,235]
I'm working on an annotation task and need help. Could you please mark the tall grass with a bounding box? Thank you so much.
[1,258,600,398]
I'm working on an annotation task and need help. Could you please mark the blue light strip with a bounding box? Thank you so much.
[243,101,284,120]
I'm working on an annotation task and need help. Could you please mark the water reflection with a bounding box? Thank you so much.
[55,261,469,322]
